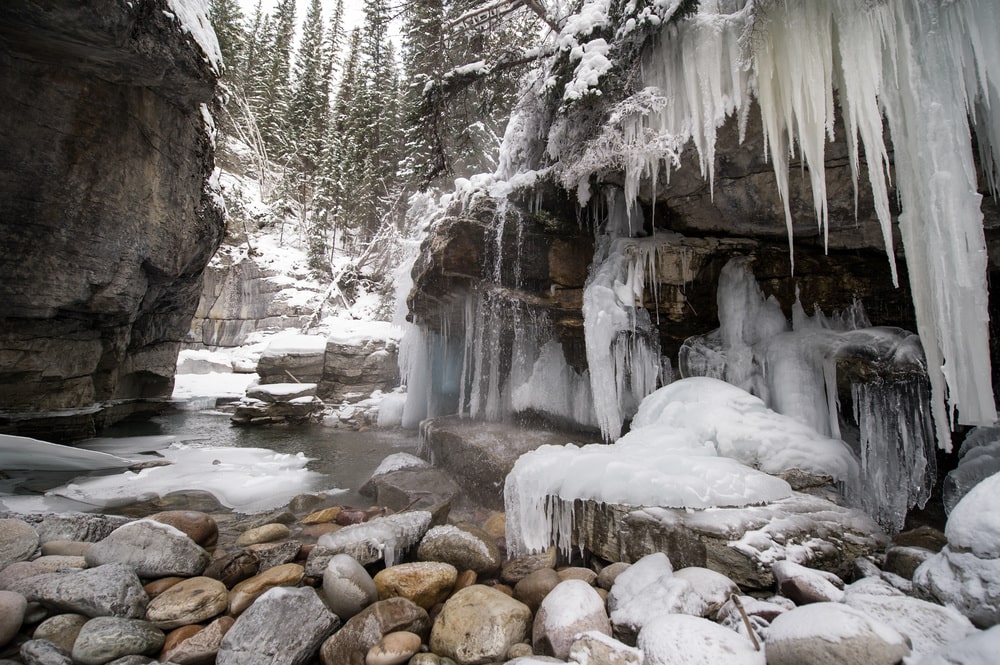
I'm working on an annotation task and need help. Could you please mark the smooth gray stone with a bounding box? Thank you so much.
[218,587,339,665]
[20,640,73,665]
[33,513,131,545]
[0,518,39,568]
[71,617,165,665]
[9,563,148,619]
[85,520,209,578]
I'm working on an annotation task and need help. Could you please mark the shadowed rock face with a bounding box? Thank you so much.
[0,1,224,439]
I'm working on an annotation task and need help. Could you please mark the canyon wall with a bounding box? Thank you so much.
[0,1,224,440]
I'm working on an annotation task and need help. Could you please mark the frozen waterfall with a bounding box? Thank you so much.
[611,0,1000,443]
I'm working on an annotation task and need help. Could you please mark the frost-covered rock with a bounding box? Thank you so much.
[764,602,910,665]
[568,631,643,665]
[256,334,326,385]
[637,614,765,665]
[245,383,317,403]
[672,567,739,619]
[307,511,432,572]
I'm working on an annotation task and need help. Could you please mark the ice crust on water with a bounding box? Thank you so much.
[681,256,935,533]
[40,443,330,513]
[505,376,866,557]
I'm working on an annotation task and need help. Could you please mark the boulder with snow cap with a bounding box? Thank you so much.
[844,593,975,661]
[607,552,706,644]
[638,613,765,665]
[533,579,611,659]
[771,560,844,604]
[764,602,910,665]
[913,470,1000,627]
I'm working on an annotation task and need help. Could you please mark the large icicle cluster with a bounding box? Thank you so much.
[556,0,1000,443]
[681,257,936,532]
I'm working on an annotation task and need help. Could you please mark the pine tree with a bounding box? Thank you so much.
[259,0,296,158]
[207,0,245,73]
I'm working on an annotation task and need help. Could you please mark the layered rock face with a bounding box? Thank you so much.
[0,1,224,439]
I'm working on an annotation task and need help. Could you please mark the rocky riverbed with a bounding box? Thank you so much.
[2,460,1000,665]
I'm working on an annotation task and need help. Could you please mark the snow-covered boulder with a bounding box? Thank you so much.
[914,471,1000,627]
[764,602,910,665]
[638,614,765,665]
[256,334,327,384]
[944,427,1000,514]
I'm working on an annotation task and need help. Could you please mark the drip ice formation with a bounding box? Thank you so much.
[681,256,935,532]
[504,375,862,557]
[583,193,664,440]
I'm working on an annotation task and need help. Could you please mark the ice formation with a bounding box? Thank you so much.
[943,427,1000,514]
[504,376,864,557]
[681,256,935,532]
[613,0,1000,441]
[315,510,432,567]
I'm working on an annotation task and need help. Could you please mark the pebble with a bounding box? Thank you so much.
[452,569,476,593]
[235,523,290,547]
[145,576,229,629]
[597,562,631,590]
[374,561,457,610]
[8,563,148,619]
[228,563,304,615]
[161,616,234,665]
[0,518,39,568]
[85,520,210,578]
[33,613,89,653]
[364,631,421,665]
[429,585,532,665]
[20,639,73,665]
[203,550,260,588]
[320,597,430,665]
[218,587,339,665]
[40,540,93,557]
[150,511,219,548]
[557,566,598,585]
[416,524,500,576]
[162,625,202,654]
[513,568,560,613]
[71,617,165,665]
[301,507,342,525]
[0,590,27,647]
[247,540,301,571]
[500,547,556,584]
[883,545,934,580]
[33,514,129,545]
[321,553,377,620]
[143,576,185,599]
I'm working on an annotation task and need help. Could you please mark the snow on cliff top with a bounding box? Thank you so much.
[167,0,223,74]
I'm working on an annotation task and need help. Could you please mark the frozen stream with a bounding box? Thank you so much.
[0,408,421,517]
